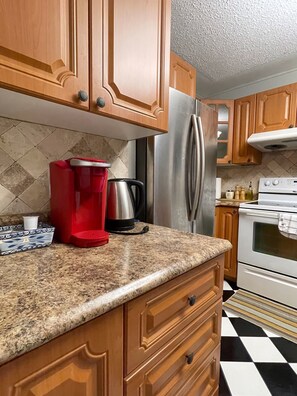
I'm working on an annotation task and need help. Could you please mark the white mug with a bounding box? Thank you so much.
[23,216,39,230]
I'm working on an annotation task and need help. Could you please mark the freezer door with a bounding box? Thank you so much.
[194,102,218,236]
[152,89,196,232]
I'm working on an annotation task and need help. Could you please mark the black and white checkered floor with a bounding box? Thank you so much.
[220,280,297,396]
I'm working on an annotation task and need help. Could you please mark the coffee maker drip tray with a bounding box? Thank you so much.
[70,230,109,248]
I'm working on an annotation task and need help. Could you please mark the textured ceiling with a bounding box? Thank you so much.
[171,0,297,97]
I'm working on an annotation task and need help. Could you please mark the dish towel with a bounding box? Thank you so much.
[278,213,297,240]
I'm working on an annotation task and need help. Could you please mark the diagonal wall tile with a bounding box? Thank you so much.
[0,147,14,175]
[2,198,32,215]
[0,163,34,195]
[37,128,83,161]
[18,147,49,179]
[16,121,54,146]
[19,180,49,211]
[0,117,20,135]
[0,185,15,212]
[0,127,34,160]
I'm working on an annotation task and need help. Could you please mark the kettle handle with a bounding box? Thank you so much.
[125,179,145,219]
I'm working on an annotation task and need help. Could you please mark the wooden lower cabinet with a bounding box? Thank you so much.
[215,207,238,281]
[125,258,224,374]
[0,307,123,396]
[124,301,222,396]
[0,256,224,396]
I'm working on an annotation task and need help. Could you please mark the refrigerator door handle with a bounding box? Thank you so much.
[194,116,206,219]
[186,116,193,220]
[188,114,201,221]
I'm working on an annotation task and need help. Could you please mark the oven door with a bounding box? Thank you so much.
[238,207,297,278]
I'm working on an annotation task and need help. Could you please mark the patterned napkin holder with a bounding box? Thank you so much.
[0,224,55,255]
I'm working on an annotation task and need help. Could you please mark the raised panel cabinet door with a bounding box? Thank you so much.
[170,51,197,98]
[0,0,89,108]
[0,307,123,396]
[215,207,238,281]
[91,0,171,132]
[255,83,297,132]
[233,95,262,165]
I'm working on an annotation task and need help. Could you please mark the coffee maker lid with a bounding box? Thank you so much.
[70,157,111,168]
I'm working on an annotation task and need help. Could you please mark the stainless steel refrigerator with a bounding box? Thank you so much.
[136,88,218,236]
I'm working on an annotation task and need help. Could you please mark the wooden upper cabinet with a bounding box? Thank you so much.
[202,99,234,164]
[255,83,297,132]
[233,95,262,165]
[0,308,123,396]
[91,0,171,132]
[170,52,197,98]
[0,0,89,108]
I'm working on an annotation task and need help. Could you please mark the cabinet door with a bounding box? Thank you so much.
[255,84,297,132]
[215,207,238,281]
[91,0,171,132]
[233,95,262,165]
[202,99,234,165]
[0,308,123,396]
[0,0,89,108]
[170,52,197,98]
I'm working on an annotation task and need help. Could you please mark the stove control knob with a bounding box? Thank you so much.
[273,179,279,186]
[264,180,271,186]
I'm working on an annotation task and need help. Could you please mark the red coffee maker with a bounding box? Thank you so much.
[50,157,111,247]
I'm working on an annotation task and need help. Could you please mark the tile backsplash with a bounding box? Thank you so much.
[217,150,297,195]
[0,116,132,215]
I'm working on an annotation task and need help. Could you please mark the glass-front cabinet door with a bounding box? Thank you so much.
[201,99,234,164]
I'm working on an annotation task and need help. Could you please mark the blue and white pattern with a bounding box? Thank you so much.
[0,223,54,255]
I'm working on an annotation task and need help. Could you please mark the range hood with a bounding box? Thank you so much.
[247,127,297,152]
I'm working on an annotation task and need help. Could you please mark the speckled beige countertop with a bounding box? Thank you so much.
[0,222,231,366]
[216,199,255,207]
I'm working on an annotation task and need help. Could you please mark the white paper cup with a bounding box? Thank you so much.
[23,216,39,230]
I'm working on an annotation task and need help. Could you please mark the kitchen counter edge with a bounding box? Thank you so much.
[0,223,231,366]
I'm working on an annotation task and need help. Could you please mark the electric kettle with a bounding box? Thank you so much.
[106,178,145,232]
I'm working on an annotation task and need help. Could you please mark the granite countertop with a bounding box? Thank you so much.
[216,199,255,207]
[0,222,231,366]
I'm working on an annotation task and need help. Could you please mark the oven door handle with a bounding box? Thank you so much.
[239,208,279,219]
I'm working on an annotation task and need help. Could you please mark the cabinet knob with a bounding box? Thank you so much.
[188,295,197,306]
[96,97,106,108]
[78,90,88,102]
[185,352,194,365]
[289,124,294,128]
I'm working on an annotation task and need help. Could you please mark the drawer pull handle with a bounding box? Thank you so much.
[186,352,194,365]
[188,295,197,306]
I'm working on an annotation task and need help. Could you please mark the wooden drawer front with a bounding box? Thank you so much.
[125,256,224,374]
[176,344,220,396]
[124,301,222,396]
